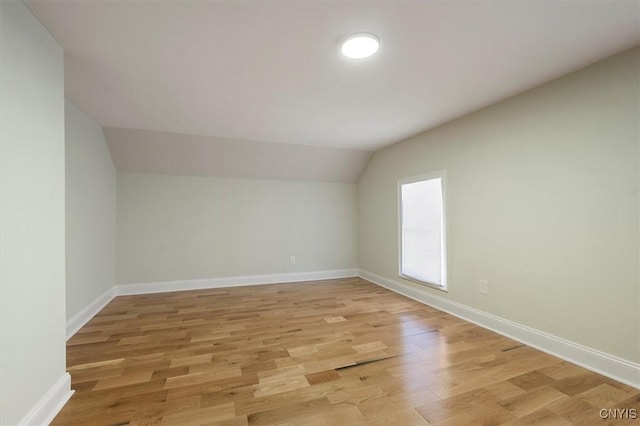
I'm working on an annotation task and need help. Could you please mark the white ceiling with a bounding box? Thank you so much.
[26,0,640,180]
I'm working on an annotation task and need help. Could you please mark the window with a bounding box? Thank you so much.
[398,172,447,290]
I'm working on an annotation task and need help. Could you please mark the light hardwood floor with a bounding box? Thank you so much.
[53,278,640,425]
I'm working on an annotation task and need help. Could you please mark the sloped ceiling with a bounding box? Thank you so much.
[104,128,371,182]
[27,1,640,182]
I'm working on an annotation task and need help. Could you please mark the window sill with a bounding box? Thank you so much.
[399,274,449,293]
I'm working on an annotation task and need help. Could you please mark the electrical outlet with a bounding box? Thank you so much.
[290,256,296,264]
[479,280,489,295]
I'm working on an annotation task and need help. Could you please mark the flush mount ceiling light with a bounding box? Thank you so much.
[341,33,379,59]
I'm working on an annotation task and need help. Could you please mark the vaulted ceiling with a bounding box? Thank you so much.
[26,1,640,182]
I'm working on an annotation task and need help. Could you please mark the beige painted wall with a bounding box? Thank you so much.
[66,100,117,320]
[0,1,67,424]
[358,48,640,363]
[117,174,357,284]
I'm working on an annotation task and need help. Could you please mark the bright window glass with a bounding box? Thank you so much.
[399,174,447,288]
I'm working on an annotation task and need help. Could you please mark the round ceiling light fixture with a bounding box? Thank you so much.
[341,33,379,59]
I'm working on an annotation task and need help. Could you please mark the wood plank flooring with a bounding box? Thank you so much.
[53,278,640,425]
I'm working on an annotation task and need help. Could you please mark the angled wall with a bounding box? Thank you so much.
[65,100,117,322]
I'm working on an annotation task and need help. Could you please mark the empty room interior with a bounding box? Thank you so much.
[2,1,640,425]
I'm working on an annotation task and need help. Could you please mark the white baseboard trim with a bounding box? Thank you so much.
[66,270,359,340]
[18,373,73,426]
[115,269,359,296]
[66,287,116,340]
[359,269,640,390]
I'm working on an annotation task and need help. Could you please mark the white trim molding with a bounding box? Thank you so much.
[115,269,359,296]
[359,269,640,390]
[66,287,116,340]
[18,373,73,426]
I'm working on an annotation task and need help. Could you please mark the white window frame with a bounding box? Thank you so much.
[397,170,448,291]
